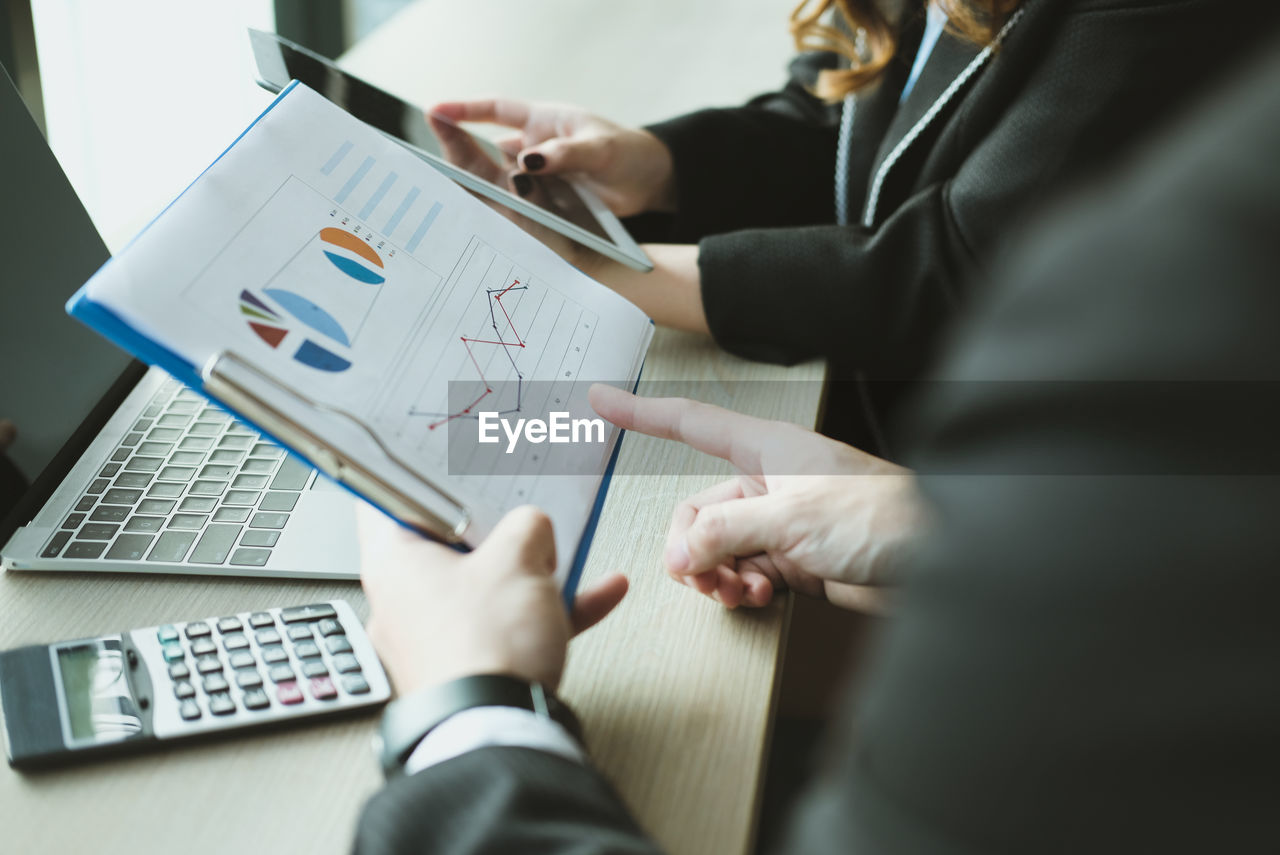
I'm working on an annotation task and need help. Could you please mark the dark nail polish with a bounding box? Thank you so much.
[512,173,533,197]
[522,152,546,172]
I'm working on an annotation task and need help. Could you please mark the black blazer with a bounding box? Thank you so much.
[631,0,1278,380]
[352,31,1280,855]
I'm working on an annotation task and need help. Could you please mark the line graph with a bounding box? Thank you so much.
[408,279,529,429]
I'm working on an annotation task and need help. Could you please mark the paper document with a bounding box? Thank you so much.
[71,82,653,588]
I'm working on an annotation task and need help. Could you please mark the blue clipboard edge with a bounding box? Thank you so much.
[65,77,639,606]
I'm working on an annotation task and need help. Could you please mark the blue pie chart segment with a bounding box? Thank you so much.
[323,251,385,285]
[294,339,352,372]
[264,288,351,347]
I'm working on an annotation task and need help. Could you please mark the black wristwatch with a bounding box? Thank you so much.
[373,673,582,779]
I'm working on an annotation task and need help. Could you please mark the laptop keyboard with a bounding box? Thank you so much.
[39,378,314,567]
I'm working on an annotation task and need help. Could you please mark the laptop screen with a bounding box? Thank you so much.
[0,68,139,538]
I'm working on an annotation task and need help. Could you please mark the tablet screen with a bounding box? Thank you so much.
[249,30,612,242]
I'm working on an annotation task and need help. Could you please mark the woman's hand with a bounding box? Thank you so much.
[431,99,676,217]
[590,385,924,612]
[359,504,628,695]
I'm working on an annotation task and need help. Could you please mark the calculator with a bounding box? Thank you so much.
[0,600,390,768]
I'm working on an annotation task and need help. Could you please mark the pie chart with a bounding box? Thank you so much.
[320,227,385,284]
[238,289,352,373]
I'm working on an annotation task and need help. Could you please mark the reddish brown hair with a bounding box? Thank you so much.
[790,0,1023,100]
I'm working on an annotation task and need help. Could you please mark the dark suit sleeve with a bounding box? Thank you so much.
[668,0,1269,369]
[352,747,663,855]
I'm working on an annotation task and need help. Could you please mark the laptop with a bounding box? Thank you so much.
[0,68,360,579]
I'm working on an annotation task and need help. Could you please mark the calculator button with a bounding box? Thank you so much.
[209,693,236,716]
[340,674,370,695]
[301,660,329,679]
[174,681,196,700]
[216,617,243,634]
[276,682,304,705]
[179,700,201,720]
[190,638,217,658]
[280,603,336,623]
[222,634,250,652]
[286,625,313,643]
[325,635,353,655]
[228,651,256,670]
[261,646,288,665]
[157,625,179,644]
[168,662,191,680]
[317,619,344,637]
[185,621,212,639]
[248,612,275,629]
[255,628,282,646]
[202,674,229,694]
[236,670,264,690]
[331,653,361,674]
[308,676,338,701]
[292,641,321,659]
[161,642,185,662]
[242,688,270,711]
[268,664,295,684]
[196,656,222,674]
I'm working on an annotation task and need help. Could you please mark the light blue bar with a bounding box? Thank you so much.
[406,201,442,253]
[384,186,421,235]
[359,171,398,220]
[321,141,353,175]
[335,156,375,203]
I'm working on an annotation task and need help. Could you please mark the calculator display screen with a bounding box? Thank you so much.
[57,641,143,745]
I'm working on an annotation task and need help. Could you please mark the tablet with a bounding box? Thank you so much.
[248,29,653,271]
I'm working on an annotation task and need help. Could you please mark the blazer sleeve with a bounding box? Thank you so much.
[352,746,664,855]
[680,0,1265,369]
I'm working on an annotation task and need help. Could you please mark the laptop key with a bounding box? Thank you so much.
[219,436,253,450]
[209,449,244,463]
[61,513,86,529]
[86,478,109,494]
[188,422,220,437]
[240,530,280,547]
[250,512,289,530]
[147,530,197,562]
[64,541,107,559]
[179,497,217,513]
[227,422,255,435]
[250,443,283,458]
[170,451,204,466]
[157,466,195,482]
[189,524,241,565]
[79,523,119,540]
[212,507,251,523]
[269,456,311,490]
[240,458,275,474]
[229,547,271,567]
[124,516,165,533]
[232,474,269,490]
[138,499,176,515]
[102,488,143,505]
[114,472,152,488]
[136,441,172,456]
[89,506,129,523]
[147,483,184,499]
[132,419,153,432]
[179,436,213,450]
[167,514,208,530]
[157,414,191,427]
[99,463,121,477]
[190,479,228,497]
[74,496,97,512]
[222,490,260,506]
[41,531,73,558]
[124,456,163,473]
[110,448,130,463]
[105,533,154,561]
[142,406,162,419]
[200,465,236,479]
[258,491,298,512]
[147,428,181,441]
[121,431,144,447]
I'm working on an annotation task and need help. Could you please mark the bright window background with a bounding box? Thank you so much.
[32,1,278,250]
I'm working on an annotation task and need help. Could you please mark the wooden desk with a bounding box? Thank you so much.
[0,8,822,854]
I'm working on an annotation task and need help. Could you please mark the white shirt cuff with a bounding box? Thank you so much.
[402,705,587,776]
